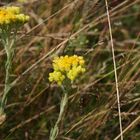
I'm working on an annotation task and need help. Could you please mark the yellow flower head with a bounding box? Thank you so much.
[49,55,85,85]
[49,71,65,86]
[18,0,27,3]
[0,6,29,26]
[5,6,20,14]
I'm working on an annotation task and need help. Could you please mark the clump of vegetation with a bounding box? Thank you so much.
[0,6,29,125]
[0,0,140,140]
[49,55,85,140]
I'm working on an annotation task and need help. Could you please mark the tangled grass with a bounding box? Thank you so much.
[0,0,140,140]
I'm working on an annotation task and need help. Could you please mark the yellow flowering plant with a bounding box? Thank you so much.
[0,6,29,124]
[49,55,85,140]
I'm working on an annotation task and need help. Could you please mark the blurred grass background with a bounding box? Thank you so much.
[0,0,140,139]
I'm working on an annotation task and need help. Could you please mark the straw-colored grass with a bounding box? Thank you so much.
[0,0,140,139]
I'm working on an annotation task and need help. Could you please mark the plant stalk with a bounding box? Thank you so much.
[1,36,15,112]
[49,92,68,140]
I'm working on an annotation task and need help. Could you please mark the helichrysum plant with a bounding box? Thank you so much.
[49,55,85,140]
[0,6,29,124]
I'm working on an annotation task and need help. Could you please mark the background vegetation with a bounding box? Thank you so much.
[0,0,140,139]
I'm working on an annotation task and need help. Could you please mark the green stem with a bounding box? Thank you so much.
[2,50,11,107]
[49,92,68,140]
[1,36,15,110]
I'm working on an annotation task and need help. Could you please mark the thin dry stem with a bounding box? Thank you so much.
[104,0,123,140]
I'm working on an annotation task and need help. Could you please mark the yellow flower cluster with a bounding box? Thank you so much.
[0,6,29,26]
[18,0,27,2]
[49,55,85,85]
